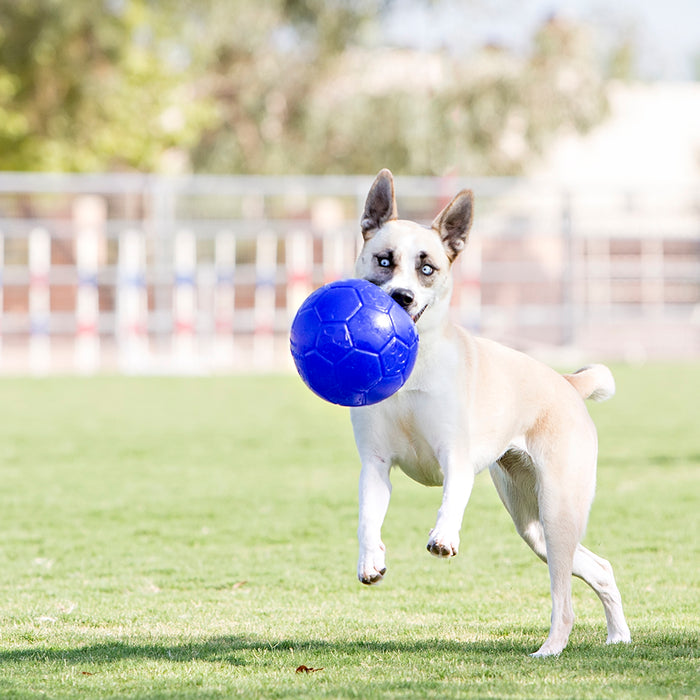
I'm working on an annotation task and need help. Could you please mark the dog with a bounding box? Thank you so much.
[350,169,631,657]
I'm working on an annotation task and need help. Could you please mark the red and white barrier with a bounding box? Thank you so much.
[29,227,51,375]
[254,232,277,368]
[454,236,482,333]
[312,198,353,284]
[173,229,197,368]
[214,231,236,366]
[0,174,693,372]
[117,229,148,372]
[286,230,313,317]
[73,196,104,374]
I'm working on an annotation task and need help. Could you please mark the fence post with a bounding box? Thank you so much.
[313,197,352,284]
[73,195,105,374]
[29,227,51,374]
[587,238,612,321]
[286,230,313,317]
[458,237,482,333]
[118,229,148,372]
[214,231,236,368]
[173,229,197,369]
[254,232,277,369]
[641,238,665,315]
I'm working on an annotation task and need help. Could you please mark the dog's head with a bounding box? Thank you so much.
[355,169,474,332]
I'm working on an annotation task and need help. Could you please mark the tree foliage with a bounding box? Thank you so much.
[226,16,610,176]
[0,1,612,175]
[0,0,214,171]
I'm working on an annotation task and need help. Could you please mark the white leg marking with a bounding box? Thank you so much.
[357,457,392,584]
[427,461,474,558]
[573,545,631,644]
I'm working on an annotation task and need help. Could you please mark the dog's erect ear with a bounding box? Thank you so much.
[431,190,474,262]
[361,169,398,240]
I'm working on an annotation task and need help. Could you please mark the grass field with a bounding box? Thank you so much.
[0,364,697,698]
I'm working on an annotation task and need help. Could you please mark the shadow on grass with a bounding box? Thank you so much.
[0,630,696,668]
[0,637,526,667]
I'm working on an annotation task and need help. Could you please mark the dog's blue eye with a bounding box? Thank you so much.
[421,264,434,276]
[378,257,391,267]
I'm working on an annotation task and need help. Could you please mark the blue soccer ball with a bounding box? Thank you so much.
[290,279,419,407]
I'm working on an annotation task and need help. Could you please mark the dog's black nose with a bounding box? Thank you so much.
[391,288,414,309]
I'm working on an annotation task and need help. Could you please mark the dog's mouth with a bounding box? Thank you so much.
[411,304,428,324]
[366,277,428,324]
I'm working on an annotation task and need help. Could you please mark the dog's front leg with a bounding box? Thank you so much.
[427,452,474,558]
[357,456,392,584]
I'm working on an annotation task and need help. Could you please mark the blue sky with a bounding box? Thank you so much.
[383,0,700,80]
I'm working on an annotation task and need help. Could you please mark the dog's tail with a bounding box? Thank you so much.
[563,364,616,402]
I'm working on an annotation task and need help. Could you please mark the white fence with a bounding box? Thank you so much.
[0,172,697,375]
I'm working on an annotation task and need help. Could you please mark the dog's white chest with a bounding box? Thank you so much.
[380,393,446,487]
[393,441,444,487]
[351,340,466,489]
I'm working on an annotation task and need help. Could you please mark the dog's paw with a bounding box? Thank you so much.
[357,543,387,585]
[606,628,632,645]
[358,566,387,585]
[426,528,459,558]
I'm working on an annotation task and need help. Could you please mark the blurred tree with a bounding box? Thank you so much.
[606,38,636,81]
[0,0,215,171]
[289,16,610,176]
[186,0,386,174]
[0,1,612,176]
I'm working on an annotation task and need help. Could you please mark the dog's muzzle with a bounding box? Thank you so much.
[390,288,414,309]
[389,288,427,324]
[390,288,427,324]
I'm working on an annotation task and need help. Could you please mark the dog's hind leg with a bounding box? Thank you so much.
[490,451,580,656]
[572,545,631,645]
[535,479,582,657]
[492,448,629,654]
[490,451,548,560]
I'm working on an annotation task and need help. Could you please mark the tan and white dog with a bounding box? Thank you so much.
[350,169,631,657]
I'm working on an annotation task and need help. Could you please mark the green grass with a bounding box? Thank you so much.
[0,365,697,698]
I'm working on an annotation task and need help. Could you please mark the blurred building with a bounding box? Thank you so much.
[483,81,700,360]
[533,82,700,186]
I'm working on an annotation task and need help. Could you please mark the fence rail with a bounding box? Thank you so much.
[0,173,697,374]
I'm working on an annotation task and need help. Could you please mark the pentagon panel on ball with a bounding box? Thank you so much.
[290,279,419,407]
